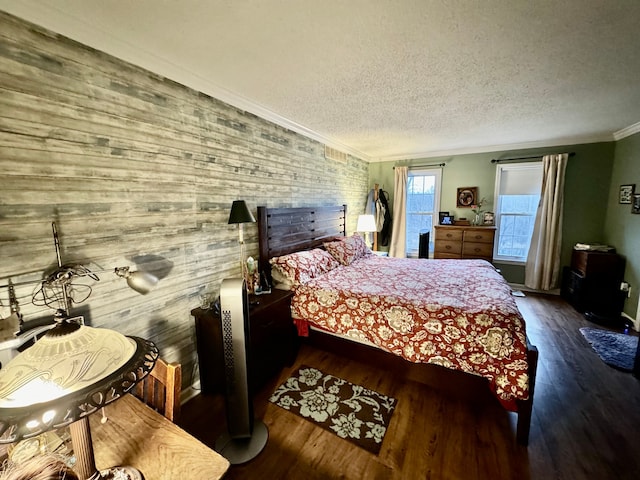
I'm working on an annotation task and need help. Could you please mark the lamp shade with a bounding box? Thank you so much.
[228,200,256,224]
[356,214,377,233]
[0,320,158,443]
[114,267,158,295]
[126,270,158,294]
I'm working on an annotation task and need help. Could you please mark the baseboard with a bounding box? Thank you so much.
[509,282,638,331]
[181,381,202,405]
[508,283,561,296]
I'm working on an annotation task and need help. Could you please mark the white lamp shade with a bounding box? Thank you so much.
[356,214,377,233]
[0,321,158,443]
[0,326,136,408]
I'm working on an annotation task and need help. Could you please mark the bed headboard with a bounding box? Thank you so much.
[257,205,347,285]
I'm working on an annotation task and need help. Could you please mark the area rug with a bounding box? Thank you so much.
[579,327,638,371]
[269,366,396,454]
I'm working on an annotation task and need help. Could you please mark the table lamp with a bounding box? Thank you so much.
[0,317,159,480]
[228,200,256,284]
[356,214,377,248]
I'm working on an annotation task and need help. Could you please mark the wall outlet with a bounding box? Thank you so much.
[620,282,632,298]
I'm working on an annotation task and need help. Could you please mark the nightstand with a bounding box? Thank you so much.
[561,249,625,323]
[191,289,297,395]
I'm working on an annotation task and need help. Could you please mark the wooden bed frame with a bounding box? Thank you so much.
[257,205,538,446]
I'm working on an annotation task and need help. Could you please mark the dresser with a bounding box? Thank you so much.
[433,225,496,261]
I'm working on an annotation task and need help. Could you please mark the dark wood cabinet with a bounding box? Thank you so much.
[191,289,297,395]
[561,250,625,322]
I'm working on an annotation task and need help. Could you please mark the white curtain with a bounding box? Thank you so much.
[525,153,569,290]
[389,166,408,258]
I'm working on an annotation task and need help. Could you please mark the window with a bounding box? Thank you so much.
[493,163,543,263]
[405,169,441,257]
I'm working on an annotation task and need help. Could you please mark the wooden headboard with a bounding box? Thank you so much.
[257,205,347,285]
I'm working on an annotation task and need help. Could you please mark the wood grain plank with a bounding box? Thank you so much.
[90,394,228,479]
[0,12,369,388]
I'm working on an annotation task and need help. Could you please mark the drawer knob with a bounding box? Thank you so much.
[446,245,451,250]
[474,235,482,239]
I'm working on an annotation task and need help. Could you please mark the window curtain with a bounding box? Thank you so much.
[389,166,408,257]
[524,153,569,290]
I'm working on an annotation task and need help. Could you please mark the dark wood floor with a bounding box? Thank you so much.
[179,294,640,479]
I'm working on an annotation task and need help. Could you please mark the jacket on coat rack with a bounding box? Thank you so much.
[378,189,392,246]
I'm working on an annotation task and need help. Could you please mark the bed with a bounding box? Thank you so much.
[257,205,538,445]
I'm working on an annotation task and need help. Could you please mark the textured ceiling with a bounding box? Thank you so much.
[2,0,640,161]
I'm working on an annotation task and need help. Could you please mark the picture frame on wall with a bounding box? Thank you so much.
[456,187,477,208]
[632,194,640,214]
[619,184,635,204]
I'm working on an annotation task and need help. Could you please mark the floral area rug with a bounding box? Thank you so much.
[269,366,396,454]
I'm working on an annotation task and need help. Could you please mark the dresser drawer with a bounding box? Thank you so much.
[462,241,493,258]
[435,240,462,255]
[463,229,494,244]
[434,225,495,262]
[437,229,463,242]
[434,252,461,259]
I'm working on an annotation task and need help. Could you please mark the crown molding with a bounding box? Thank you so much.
[1,3,636,165]
[613,121,640,141]
[371,133,616,163]
[0,2,371,162]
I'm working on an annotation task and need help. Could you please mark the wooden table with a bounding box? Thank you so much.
[89,394,229,479]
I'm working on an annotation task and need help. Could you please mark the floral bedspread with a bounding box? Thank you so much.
[291,256,530,403]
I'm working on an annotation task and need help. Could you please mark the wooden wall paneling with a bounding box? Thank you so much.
[0,12,369,389]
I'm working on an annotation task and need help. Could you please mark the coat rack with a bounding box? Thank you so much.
[373,184,380,251]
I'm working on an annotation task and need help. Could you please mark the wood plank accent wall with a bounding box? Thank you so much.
[0,12,369,388]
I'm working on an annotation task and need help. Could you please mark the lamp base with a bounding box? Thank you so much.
[214,420,268,465]
[90,466,144,480]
